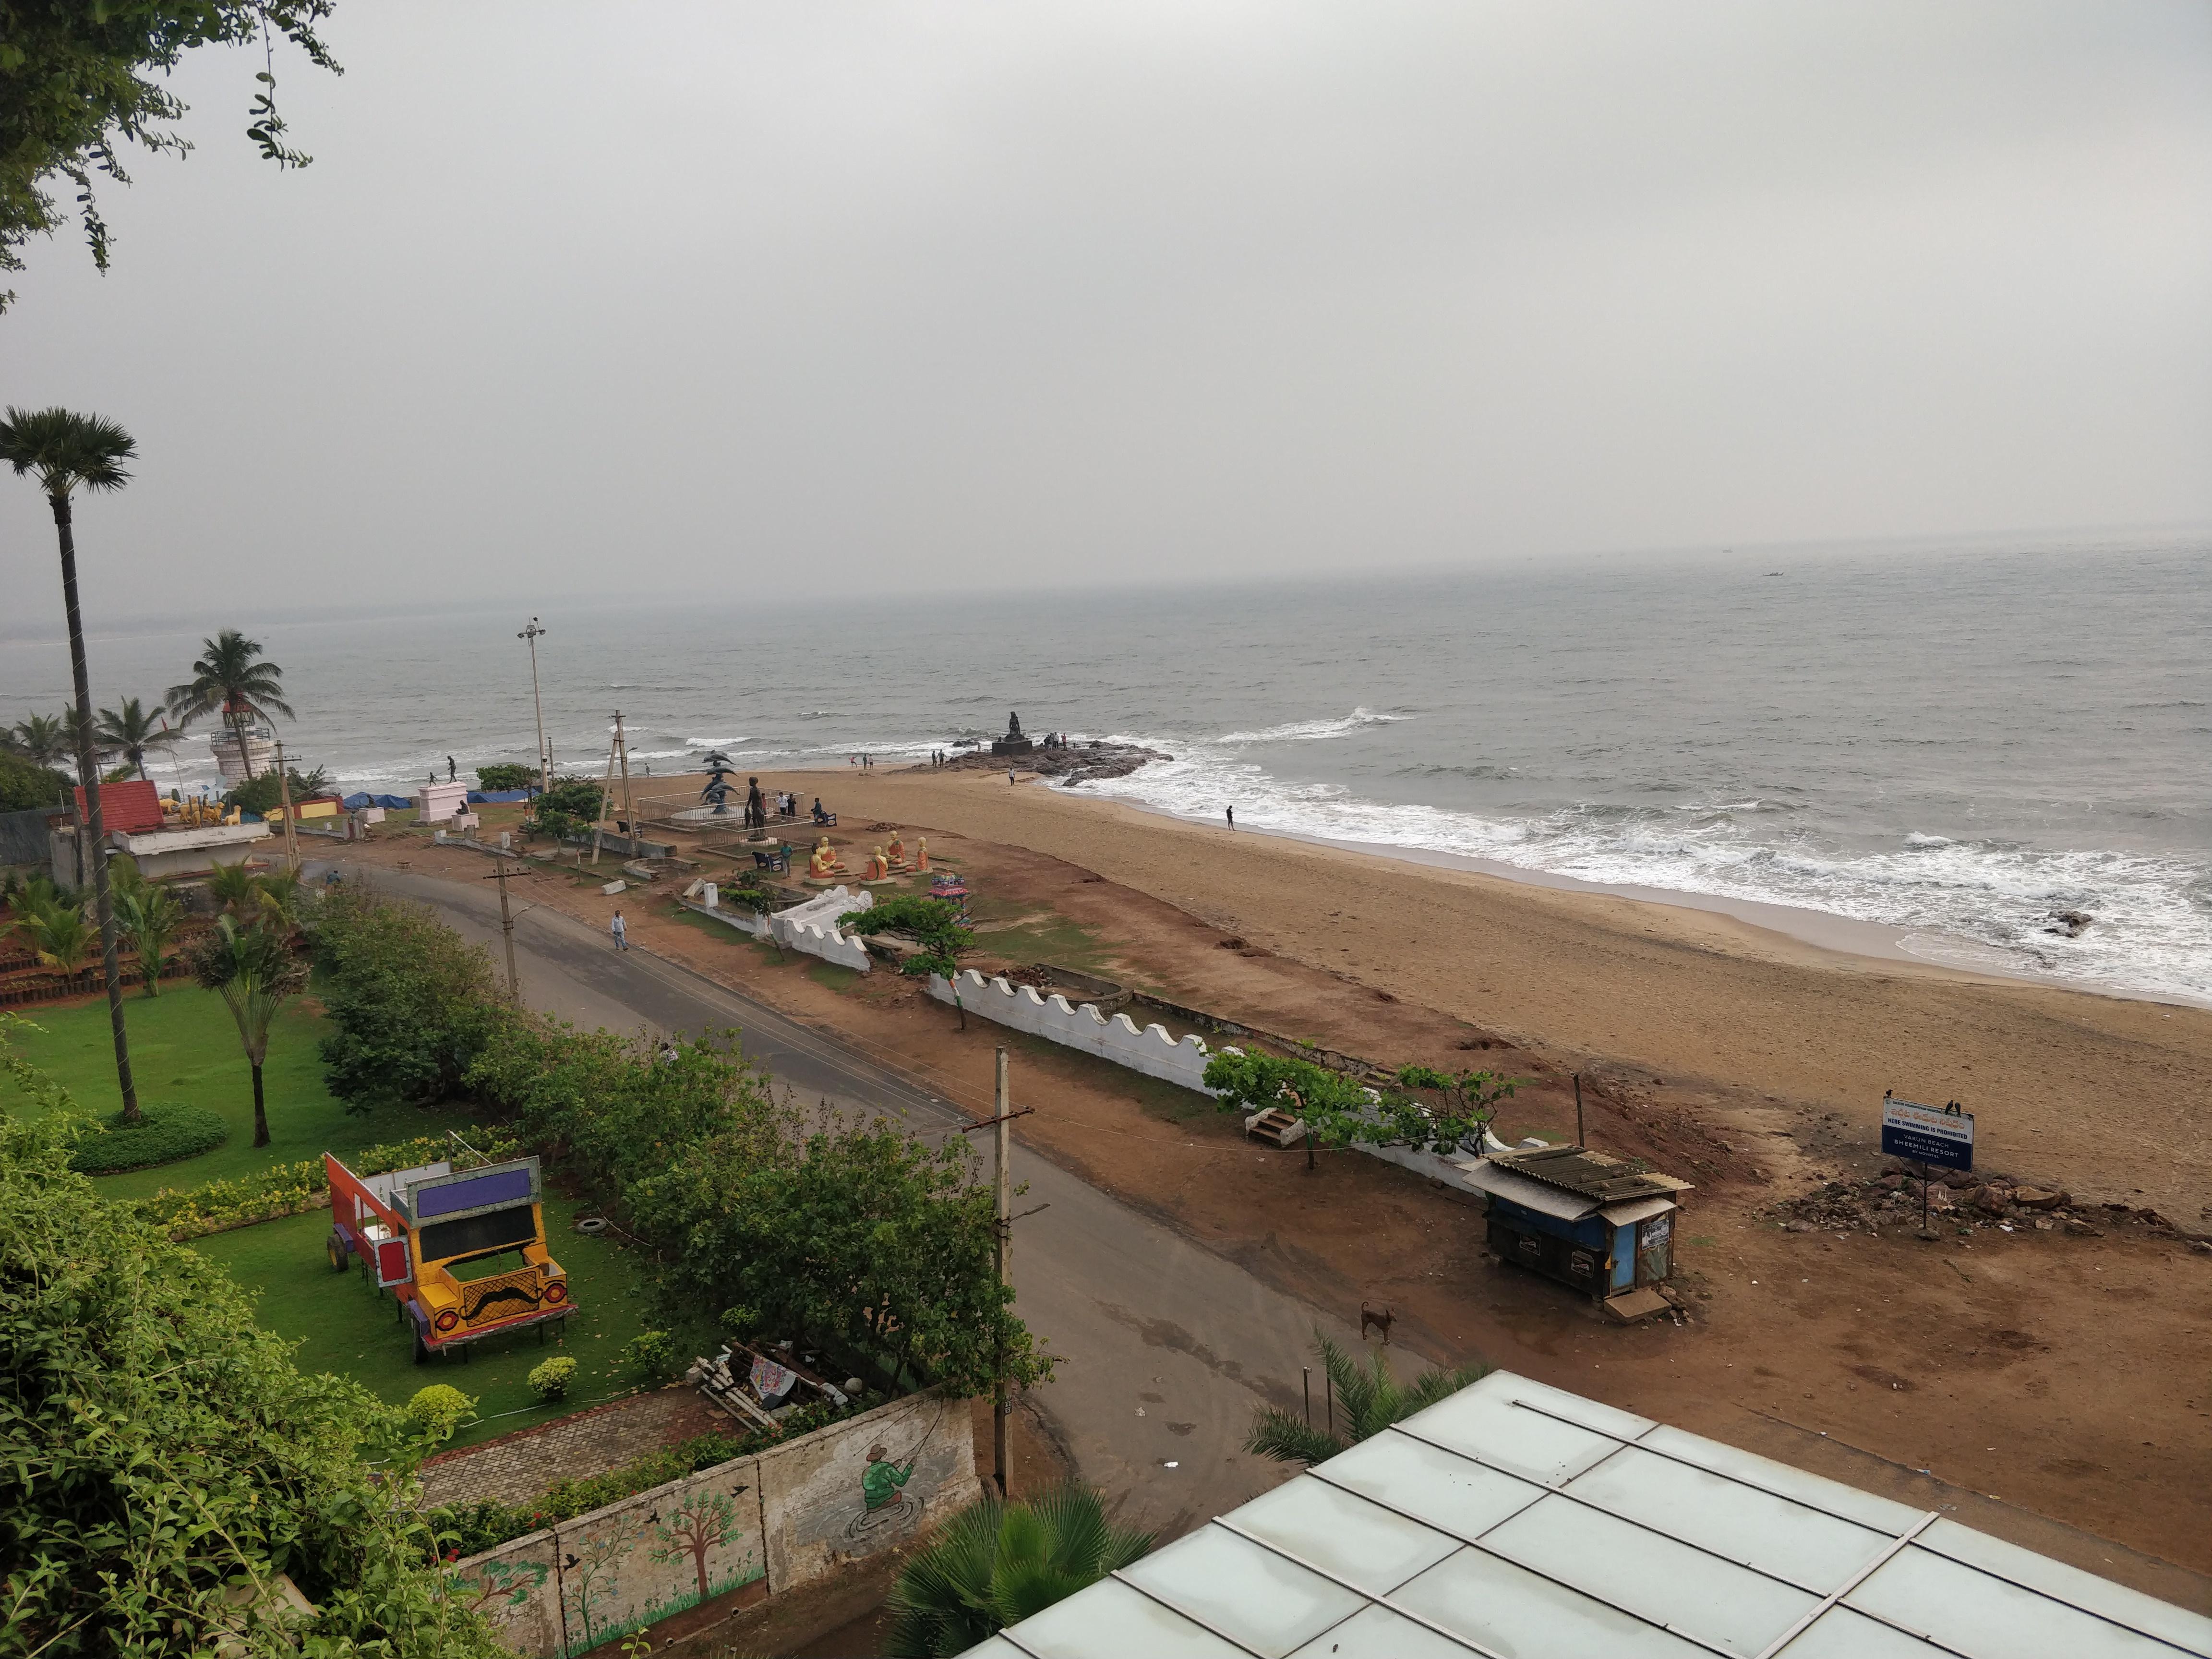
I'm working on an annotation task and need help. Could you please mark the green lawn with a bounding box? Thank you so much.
[0,989,481,1199]
[190,1194,712,1451]
[965,893,1110,972]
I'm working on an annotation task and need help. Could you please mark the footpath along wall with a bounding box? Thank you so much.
[448,1389,974,1657]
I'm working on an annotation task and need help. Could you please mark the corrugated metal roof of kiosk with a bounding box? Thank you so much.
[1489,1142,1692,1203]
[965,1371,2211,1659]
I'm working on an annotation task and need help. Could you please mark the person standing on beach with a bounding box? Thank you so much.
[1008,767,1017,786]
[1226,805,1235,830]
[610,909,628,952]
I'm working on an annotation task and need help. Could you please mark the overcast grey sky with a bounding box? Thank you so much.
[4,0,2208,627]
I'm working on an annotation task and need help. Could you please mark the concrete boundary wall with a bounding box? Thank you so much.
[768,886,873,973]
[929,971,1226,1092]
[449,1391,974,1657]
[929,972,1506,1185]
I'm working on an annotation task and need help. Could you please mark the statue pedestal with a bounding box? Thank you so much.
[989,737,1034,756]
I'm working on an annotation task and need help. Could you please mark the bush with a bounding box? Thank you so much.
[66,1100,228,1174]
[130,1126,519,1240]
[0,748,71,812]
[313,888,508,1108]
[535,777,606,819]
[407,1384,477,1442]
[527,1355,577,1402]
[474,763,535,792]
[0,1060,505,1655]
[620,1330,677,1386]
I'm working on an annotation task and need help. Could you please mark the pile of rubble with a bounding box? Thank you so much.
[1771,1163,2198,1243]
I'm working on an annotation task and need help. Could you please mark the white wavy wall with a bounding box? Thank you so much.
[928,971,1224,1091]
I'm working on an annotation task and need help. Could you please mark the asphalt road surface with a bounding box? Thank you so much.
[313,856,1366,1535]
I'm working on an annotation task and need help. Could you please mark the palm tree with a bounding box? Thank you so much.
[206,861,259,917]
[1245,1331,1494,1467]
[253,867,311,938]
[186,915,308,1148]
[94,696,181,781]
[113,884,185,995]
[9,711,73,768]
[0,406,143,1120]
[23,904,96,994]
[165,628,294,781]
[885,1484,1153,1657]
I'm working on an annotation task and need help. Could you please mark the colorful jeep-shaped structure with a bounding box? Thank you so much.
[324,1152,574,1362]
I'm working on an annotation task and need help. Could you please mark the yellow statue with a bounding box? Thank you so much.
[886,833,908,870]
[808,838,846,880]
[913,839,930,873]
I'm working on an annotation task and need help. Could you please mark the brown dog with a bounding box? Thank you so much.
[1360,1302,1394,1345]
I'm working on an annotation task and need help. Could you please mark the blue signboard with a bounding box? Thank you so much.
[1880,1097,1974,1172]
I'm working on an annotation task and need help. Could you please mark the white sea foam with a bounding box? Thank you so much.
[1077,745,2212,1005]
[1217,707,1407,745]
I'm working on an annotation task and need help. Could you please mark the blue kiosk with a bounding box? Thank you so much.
[1466,1143,1690,1318]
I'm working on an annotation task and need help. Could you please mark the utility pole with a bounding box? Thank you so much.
[590,719,620,866]
[960,1056,1037,1500]
[273,739,301,876]
[483,860,522,1002]
[994,1047,1013,1496]
[519,617,551,794]
[613,710,637,852]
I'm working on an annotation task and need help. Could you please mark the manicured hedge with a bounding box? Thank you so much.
[67,1101,228,1174]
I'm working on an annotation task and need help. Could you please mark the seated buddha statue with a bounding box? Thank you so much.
[808,838,846,880]
[886,832,909,870]
[864,845,890,881]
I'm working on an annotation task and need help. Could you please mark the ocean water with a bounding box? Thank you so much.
[4,535,2207,1003]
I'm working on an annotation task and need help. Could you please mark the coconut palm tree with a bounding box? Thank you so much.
[113,884,185,995]
[206,861,259,918]
[8,711,73,768]
[0,405,142,1119]
[1245,1331,1493,1467]
[22,903,96,994]
[885,1483,1153,1657]
[165,628,294,782]
[186,915,308,1148]
[94,696,181,781]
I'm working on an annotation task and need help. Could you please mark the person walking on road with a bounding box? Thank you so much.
[610,909,628,951]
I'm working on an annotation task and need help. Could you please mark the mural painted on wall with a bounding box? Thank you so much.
[446,1392,976,1658]
[558,1466,763,1657]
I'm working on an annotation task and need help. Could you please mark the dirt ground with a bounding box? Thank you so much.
[346,789,2212,1582]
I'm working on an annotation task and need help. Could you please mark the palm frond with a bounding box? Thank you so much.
[0,407,136,496]
[1244,1406,1346,1467]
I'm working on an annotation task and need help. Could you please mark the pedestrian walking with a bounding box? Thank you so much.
[1008,767,1017,785]
[610,909,628,951]
[1226,805,1235,830]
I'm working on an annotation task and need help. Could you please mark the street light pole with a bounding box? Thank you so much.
[519,617,551,794]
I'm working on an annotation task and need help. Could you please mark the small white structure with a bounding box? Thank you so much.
[414,781,471,824]
[207,721,277,784]
[57,820,270,886]
[768,885,872,972]
[974,1369,2212,1659]
[928,970,1220,1090]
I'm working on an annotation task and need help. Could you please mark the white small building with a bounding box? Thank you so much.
[50,819,272,887]
[414,781,472,824]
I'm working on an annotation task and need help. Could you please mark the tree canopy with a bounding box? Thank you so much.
[0,0,339,309]
[0,1026,502,1656]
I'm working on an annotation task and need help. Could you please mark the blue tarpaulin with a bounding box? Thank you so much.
[339,793,417,811]
[467,789,535,804]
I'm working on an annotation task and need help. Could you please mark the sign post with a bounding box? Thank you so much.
[1880,1095,1974,1238]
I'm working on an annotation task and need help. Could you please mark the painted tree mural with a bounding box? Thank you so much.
[649,1488,744,1601]
[451,1556,549,1618]
[561,1515,641,1650]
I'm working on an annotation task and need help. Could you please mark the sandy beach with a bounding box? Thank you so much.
[742,762,2212,1221]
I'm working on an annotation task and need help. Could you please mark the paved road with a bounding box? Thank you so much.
[317,857,1360,1535]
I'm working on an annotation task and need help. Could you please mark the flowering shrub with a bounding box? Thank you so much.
[408,1384,477,1442]
[131,1127,520,1240]
[527,1356,577,1402]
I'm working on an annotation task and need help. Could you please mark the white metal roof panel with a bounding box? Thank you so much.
[1393,1545,1716,1659]
[1118,1526,1366,1658]
[1562,1443,1894,1591]
[1228,1475,1462,1595]
[1599,1194,1681,1225]
[974,1372,2212,1659]
[1845,1539,2194,1659]
[995,1577,1248,1659]
[1482,1492,1817,1656]
[1314,1429,1546,1539]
